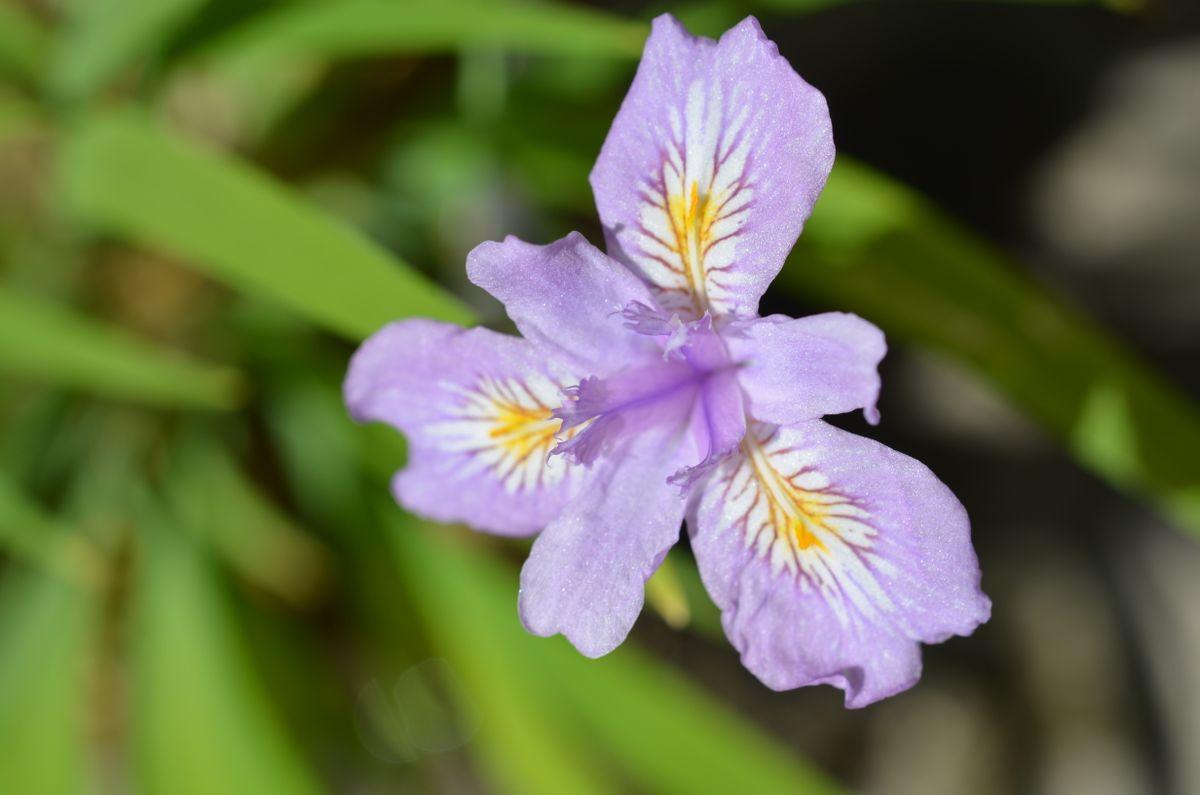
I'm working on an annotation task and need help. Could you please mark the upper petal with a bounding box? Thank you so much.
[344,319,586,536]
[466,232,659,373]
[518,424,689,657]
[689,420,990,707]
[591,14,835,320]
[728,312,886,425]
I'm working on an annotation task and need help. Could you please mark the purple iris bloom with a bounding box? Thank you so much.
[346,15,990,707]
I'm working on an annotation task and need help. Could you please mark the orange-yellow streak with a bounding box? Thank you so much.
[743,439,828,552]
[666,180,721,313]
[488,403,560,465]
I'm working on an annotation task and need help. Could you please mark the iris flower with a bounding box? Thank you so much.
[346,15,990,707]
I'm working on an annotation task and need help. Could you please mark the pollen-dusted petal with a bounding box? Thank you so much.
[728,313,886,425]
[591,14,834,320]
[519,424,689,657]
[466,232,660,374]
[344,319,586,536]
[688,421,990,707]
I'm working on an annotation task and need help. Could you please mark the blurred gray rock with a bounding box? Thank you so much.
[1032,41,1200,344]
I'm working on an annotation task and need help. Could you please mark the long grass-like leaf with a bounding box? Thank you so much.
[0,3,47,86]
[49,0,206,102]
[785,159,1200,535]
[391,517,624,795]
[0,569,93,795]
[395,518,845,795]
[59,112,472,340]
[0,284,243,409]
[132,494,326,795]
[201,0,646,63]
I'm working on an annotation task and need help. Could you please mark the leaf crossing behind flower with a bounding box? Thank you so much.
[393,513,847,795]
[58,111,474,342]
[788,158,1200,538]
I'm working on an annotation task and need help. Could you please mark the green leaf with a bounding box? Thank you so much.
[784,158,1200,536]
[0,3,48,86]
[0,474,104,585]
[392,519,623,795]
[0,568,93,795]
[544,637,843,795]
[202,0,646,63]
[131,495,326,795]
[0,94,41,142]
[0,284,243,409]
[49,0,207,102]
[166,436,330,607]
[263,376,370,530]
[0,475,60,565]
[59,111,472,340]
[394,517,844,795]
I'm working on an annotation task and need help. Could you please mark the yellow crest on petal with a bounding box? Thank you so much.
[635,80,753,318]
[430,375,577,495]
[716,426,897,625]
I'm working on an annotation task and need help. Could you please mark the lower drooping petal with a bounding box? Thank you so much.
[726,312,886,425]
[689,420,990,707]
[344,319,584,536]
[518,424,690,657]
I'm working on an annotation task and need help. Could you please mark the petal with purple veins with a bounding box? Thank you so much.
[591,15,835,320]
[689,420,990,707]
[344,319,586,536]
[728,312,886,425]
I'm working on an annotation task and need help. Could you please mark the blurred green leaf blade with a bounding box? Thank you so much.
[204,0,646,63]
[59,111,472,340]
[787,158,1200,535]
[391,519,624,795]
[0,94,41,142]
[0,569,93,795]
[132,497,327,795]
[0,3,48,86]
[0,475,60,564]
[167,436,331,607]
[0,474,105,586]
[50,0,206,102]
[0,284,243,409]
[394,518,844,795]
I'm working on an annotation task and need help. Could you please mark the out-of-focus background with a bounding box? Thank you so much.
[1,0,1198,793]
